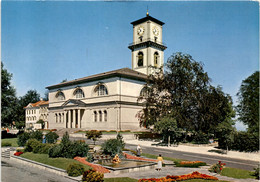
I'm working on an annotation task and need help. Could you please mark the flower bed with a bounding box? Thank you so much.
[138,171,218,182]
[209,161,226,174]
[123,152,157,162]
[175,161,207,168]
[74,156,110,174]
[14,151,24,156]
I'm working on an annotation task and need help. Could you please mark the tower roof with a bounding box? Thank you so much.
[131,15,164,26]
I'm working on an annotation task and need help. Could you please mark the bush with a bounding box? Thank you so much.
[209,161,226,174]
[33,143,53,154]
[66,163,85,177]
[30,130,43,141]
[25,139,41,152]
[2,142,12,147]
[48,132,89,158]
[17,132,31,146]
[48,145,63,158]
[252,165,260,179]
[102,139,123,157]
[85,130,102,145]
[45,132,59,144]
[82,169,104,182]
[192,131,209,144]
[14,151,24,156]
[134,132,162,141]
[86,153,94,162]
[16,148,25,153]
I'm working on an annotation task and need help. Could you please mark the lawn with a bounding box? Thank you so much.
[104,177,138,182]
[141,153,184,163]
[221,167,255,179]
[20,152,91,171]
[1,138,18,147]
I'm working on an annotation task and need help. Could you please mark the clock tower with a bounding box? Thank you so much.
[128,12,167,75]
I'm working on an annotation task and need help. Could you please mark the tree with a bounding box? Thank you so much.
[85,130,102,145]
[1,63,18,126]
[36,119,45,129]
[138,52,235,134]
[154,116,182,145]
[236,71,259,133]
[15,90,40,122]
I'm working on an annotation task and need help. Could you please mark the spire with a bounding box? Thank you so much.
[146,6,149,16]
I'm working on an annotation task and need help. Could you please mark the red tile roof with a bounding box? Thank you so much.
[25,100,49,108]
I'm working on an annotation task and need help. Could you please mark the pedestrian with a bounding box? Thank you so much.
[136,144,142,157]
[156,154,163,171]
[42,135,46,144]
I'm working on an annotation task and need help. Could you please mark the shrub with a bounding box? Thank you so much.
[16,148,25,153]
[102,139,123,157]
[45,132,59,144]
[25,139,41,152]
[209,161,226,174]
[33,143,53,154]
[30,130,43,141]
[85,130,102,145]
[252,164,260,180]
[82,169,104,182]
[86,153,94,162]
[192,131,209,144]
[17,132,30,146]
[66,163,85,177]
[48,144,63,158]
[2,142,12,147]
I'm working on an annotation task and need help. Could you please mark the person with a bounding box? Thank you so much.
[136,144,142,157]
[42,135,46,144]
[156,154,163,171]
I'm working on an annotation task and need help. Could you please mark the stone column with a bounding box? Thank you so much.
[73,110,76,128]
[68,110,71,128]
[78,109,81,128]
[64,111,67,128]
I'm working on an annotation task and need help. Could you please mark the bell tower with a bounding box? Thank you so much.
[128,12,167,75]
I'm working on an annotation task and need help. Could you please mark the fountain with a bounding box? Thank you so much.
[94,153,157,174]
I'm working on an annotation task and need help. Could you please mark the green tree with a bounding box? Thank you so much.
[15,90,40,122]
[36,119,45,129]
[138,52,235,134]
[1,63,18,126]
[85,130,102,145]
[154,116,182,145]
[236,71,259,132]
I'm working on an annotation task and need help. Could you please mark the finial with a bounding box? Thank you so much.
[146,6,149,16]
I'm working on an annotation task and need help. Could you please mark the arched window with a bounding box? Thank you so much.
[99,111,102,122]
[56,92,65,101]
[55,114,58,123]
[94,111,97,122]
[95,85,108,96]
[74,88,85,99]
[104,110,107,122]
[154,52,159,67]
[137,52,144,67]
[140,87,148,97]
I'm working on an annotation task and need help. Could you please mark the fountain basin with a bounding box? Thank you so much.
[95,159,157,174]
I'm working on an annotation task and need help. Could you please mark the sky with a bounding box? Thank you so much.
[2,1,259,130]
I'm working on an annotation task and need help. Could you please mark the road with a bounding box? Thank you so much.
[125,143,258,171]
[1,158,76,182]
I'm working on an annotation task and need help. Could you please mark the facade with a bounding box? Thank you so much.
[25,99,49,128]
[26,13,167,131]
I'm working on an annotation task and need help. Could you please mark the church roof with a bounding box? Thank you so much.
[46,68,147,90]
[131,15,164,26]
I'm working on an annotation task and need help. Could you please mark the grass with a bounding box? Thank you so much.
[1,138,18,147]
[104,177,138,182]
[141,153,184,163]
[221,167,255,179]
[20,152,91,171]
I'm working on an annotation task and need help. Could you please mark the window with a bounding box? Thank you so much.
[94,111,97,122]
[154,52,159,67]
[140,87,148,97]
[137,52,144,67]
[74,88,85,99]
[99,111,102,122]
[56,92,65,101]
[95,85,108,96]
[55,114,58,123]
[104,110,107,122]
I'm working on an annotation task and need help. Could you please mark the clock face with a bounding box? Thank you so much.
[153,27,159,36]
[137,26,145,36]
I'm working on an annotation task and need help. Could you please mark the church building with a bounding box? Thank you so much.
[26,12,167,131]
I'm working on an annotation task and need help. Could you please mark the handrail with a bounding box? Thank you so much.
[129,38,166,46]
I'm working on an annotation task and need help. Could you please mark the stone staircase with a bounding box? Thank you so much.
[1,147,16,159]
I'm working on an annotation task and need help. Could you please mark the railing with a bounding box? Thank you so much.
[129,38,166,47]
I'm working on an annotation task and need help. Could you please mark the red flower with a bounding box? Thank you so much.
[14,151,23,156]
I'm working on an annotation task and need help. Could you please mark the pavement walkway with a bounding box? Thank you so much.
[124,139,260,162]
